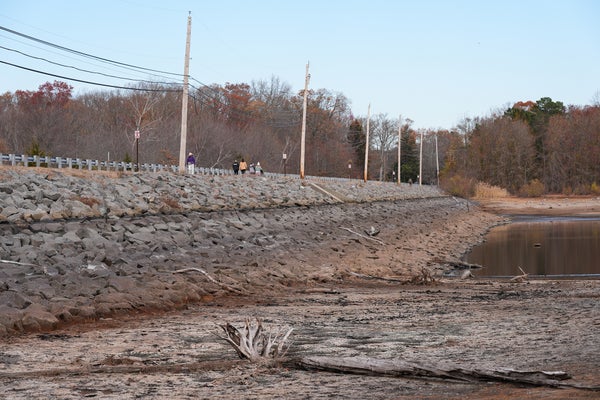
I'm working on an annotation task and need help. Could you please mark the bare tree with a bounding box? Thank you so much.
[468,116,535,192]
[546,106,600,193]
[370,114,398,180]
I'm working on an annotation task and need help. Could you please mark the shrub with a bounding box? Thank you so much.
[440,174,476,198]
[27,140,48,167]
[518,179,545,197]
[573,184,591,195]
[591,182,600,195]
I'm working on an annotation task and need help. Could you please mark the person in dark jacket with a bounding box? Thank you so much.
[186,152,196,174]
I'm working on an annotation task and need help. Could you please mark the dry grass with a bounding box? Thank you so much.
[160,195,181,210]
[73,195,101,208]
[408,267,437,285]
[473,182,510,199]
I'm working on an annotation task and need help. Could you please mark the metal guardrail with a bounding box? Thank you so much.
[0,153,238,176]
[0,153,435,188]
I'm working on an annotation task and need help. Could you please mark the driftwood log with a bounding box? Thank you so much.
[2,356,597,391]
[510,266,529,282]
[432,258,483,270]
[349,271,406,283]
[297,356,600,390]
[0,259,39,267]
[173,267,246,294]
[349,267,436,285]
[340,227,386,245]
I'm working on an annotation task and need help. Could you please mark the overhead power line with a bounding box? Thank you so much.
[0,25,267,106]
[0,25,302,127]
[0,45,181,87]
[0,60,182,92]
[0,25,183,77]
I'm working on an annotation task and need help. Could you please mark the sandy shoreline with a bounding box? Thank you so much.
[475,195,600,217]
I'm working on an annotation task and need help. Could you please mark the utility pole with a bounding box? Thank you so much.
[397,115,402,185]
[178,12,192,174]
[135,127,140,172]
[363,103,371,182]
[300,62,310,179]
[435,134,440,186]
[419,129,424,185]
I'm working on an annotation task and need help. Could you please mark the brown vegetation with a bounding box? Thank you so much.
[1,83,599,194]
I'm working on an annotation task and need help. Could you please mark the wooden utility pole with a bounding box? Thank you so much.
[435,134,440,186]
[419,130,424,185]
[397,115,401,185]
[178,12,192,174]
[300,62,310,179]
[363,104,371,182]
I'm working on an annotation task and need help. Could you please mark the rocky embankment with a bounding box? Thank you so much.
[0,168,498,338]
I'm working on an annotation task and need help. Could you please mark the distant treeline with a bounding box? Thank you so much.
[1,80,598,195]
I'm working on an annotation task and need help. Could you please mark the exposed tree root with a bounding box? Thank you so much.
[215,318,294,361]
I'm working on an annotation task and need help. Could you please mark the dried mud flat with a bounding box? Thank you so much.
[1,197,599,399]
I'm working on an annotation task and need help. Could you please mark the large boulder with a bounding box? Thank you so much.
[21,303,59,332]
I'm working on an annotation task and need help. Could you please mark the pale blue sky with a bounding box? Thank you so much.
[1,0,598,129]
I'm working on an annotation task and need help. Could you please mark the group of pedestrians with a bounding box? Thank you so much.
[186,152,264,176]
[232,158,263,175]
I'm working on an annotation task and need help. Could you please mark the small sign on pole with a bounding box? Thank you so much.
[135,130,140,139]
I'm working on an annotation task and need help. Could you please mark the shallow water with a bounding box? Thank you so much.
[464,216,600,278]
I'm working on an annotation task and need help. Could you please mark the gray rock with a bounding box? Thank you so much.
[0,291,34,309]
[0,169,448,337]
[22,303,59,331]
[43,191,62,201]
[0,305,24,334]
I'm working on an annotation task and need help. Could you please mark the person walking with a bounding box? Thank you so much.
[255,161,263,175]
[239,158,248,174]
[186,152,196,175]
[232,160,240,175]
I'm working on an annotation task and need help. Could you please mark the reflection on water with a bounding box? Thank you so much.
[464,217,600,278]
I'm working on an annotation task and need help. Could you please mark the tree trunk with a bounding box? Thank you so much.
[297,356,599,390]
